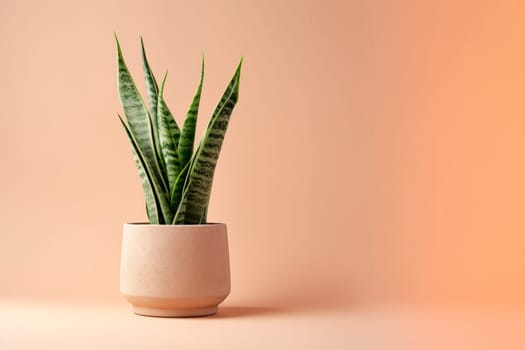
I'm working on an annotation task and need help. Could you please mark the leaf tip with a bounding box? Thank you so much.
[236,57,243,77]
[160,70,169,96]
[114,33,124,59]
[140,36,146,56]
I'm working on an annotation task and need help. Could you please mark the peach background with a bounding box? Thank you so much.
[1,0,525,308]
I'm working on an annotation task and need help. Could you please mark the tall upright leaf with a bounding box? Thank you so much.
[140,37,159,119]
[171,140,203,224]
[170,162,190,223]
[140,37,165,174]
[115,35,168,194]
[173,59,242,224]
[118,115,161,224]
[157,72,181,210]
[178,57,204,170]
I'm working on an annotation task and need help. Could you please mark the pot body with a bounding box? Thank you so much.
[120,223,230,317]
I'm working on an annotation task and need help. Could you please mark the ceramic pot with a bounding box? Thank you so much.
[120,223,230,317]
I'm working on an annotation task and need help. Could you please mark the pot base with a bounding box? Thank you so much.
[133,305,218,318]
[123,294,226,318]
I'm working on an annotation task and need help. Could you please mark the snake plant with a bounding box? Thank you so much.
[115,35,242,224]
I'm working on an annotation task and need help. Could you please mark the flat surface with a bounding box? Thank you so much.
[1,300,524,349]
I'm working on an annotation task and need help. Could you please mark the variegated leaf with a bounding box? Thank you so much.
[171,162,190,224]
[118,115,161,224]
[157,72,181,220]
[178,57,204,170]
[115,35,169,196]
[140,37,165,174]
[173,59,242,224]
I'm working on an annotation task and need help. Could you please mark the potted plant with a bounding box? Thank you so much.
[115,35,242,317]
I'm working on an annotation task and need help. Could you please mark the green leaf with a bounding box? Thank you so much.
[115,35,169,196]
[178,56,204,170]
[173,59,243,224]
[199,205,208,224]
[140,37,165,175]
[140,37,159,118]
[172,140,202,224]
[145,201,152,222]
[157,72,181,214]
[118,115,161,224]
[171,162,190,224]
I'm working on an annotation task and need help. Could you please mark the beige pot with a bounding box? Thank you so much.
[120,223,231,317]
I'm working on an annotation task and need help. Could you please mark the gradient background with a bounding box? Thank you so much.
[1,0,525,310]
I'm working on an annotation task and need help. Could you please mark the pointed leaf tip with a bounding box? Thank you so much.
[115,34,123,58]
[200,53,205,81]
[235,57,243,77]
[140,36,146,53]
[160,70,169,96]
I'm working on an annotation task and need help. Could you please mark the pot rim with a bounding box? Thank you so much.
[124,222,226,228]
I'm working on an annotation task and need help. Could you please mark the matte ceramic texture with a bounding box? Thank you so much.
[120,223,230,317]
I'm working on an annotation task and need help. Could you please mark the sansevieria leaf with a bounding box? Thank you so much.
[116,35,243,225]
[171,137,205,223]
[199,205,208,224]
[140,37,165,175]
[171,140,203,224]
[118,115,161,224]
[119,114,173,224]
[140,37,159,120]
[178,57,204,170]
[170,161,190,223]
[157,72,181,212]
[173,59,242,224]
[115,36,168,195]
